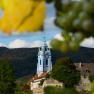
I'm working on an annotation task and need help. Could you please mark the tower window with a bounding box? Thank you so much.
[40,60,41,65]
[46,60,48,65]
[40,48,41,51]
[45,48,47,51]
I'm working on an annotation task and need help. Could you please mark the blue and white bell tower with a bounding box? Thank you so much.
[37,40,52,76]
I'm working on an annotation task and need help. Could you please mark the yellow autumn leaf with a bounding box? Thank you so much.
[0,0,3,9]
[18,1,45,32]
[0,0,46,34]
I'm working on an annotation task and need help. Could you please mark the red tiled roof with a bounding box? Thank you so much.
[27,72,48,84]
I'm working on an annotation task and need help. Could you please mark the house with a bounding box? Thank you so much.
[30,72,48,90]
[43,78,63,88]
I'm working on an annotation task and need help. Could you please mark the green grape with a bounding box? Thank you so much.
[83,1,94,13]
[73,19,81,29]
[57,11,64,17]
[62,0,72,12]
[55,17,64,27]
[62,0,71,5]
[55,16,72,30]
[54,17,63,29]
[53,0,94,53]
[51,39,62,50]
[82,19,94,32]
[60,42,69,53]
[62,32,71,42]
[69,40,79,52]
[79,12,90,21]
[67,11,78,21]
[74,32,84,42]
[72,1,83,12]
[54,0,63,13]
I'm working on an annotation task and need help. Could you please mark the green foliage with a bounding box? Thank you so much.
[44,86,63,94]
[15,84,32,94]
[0,57,32,94]
[44,86,78,94]
[46,73,50,79]
[89,75,94,82]
[0,59,16,94]
[88,82,94,94]
[61,87,78,94]
[15,85,24,94]
[51,57,80,87]
[51,39,62,51]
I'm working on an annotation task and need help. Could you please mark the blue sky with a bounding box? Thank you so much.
[0,3,94,48]
[0,3,61,46]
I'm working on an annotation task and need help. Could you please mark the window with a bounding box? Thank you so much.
[45,48,47,51]
[46,60,48,65]
[40,60,41,65]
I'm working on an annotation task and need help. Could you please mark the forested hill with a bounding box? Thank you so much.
[0,47,94,78]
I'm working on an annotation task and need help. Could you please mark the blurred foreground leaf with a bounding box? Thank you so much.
[0,0,46,34]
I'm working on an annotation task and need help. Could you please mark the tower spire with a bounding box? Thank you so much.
[37,32,52,76]
[42,30,47,45]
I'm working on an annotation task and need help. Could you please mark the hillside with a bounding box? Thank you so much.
[0,47,94,78]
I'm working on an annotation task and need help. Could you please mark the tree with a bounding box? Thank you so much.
[0,58,16,94]
[44,86,63,94]
[44,86,78,94]
[15,84,32,94]
[89,75,94,82]
[51,57,80,87]
[88,82,94,94]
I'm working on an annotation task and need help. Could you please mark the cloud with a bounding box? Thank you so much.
[47,41,51,48]
[30,40,51,48]
[8,39,50,48]
[8,39,30,48]
[81,37,94,48]
[54,33,63,40]
[30,41,43,48]
[0,43,6,47]
[0,35,94,49]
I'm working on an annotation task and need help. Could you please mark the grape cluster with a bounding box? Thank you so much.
[47,0,94,53]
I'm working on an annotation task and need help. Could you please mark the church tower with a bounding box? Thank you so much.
[37,40,52,76]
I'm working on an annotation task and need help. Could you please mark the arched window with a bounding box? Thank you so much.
[40,60,41,65]
[45,47,47,51]
[40,48,41,51]
[46,60,48,65]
